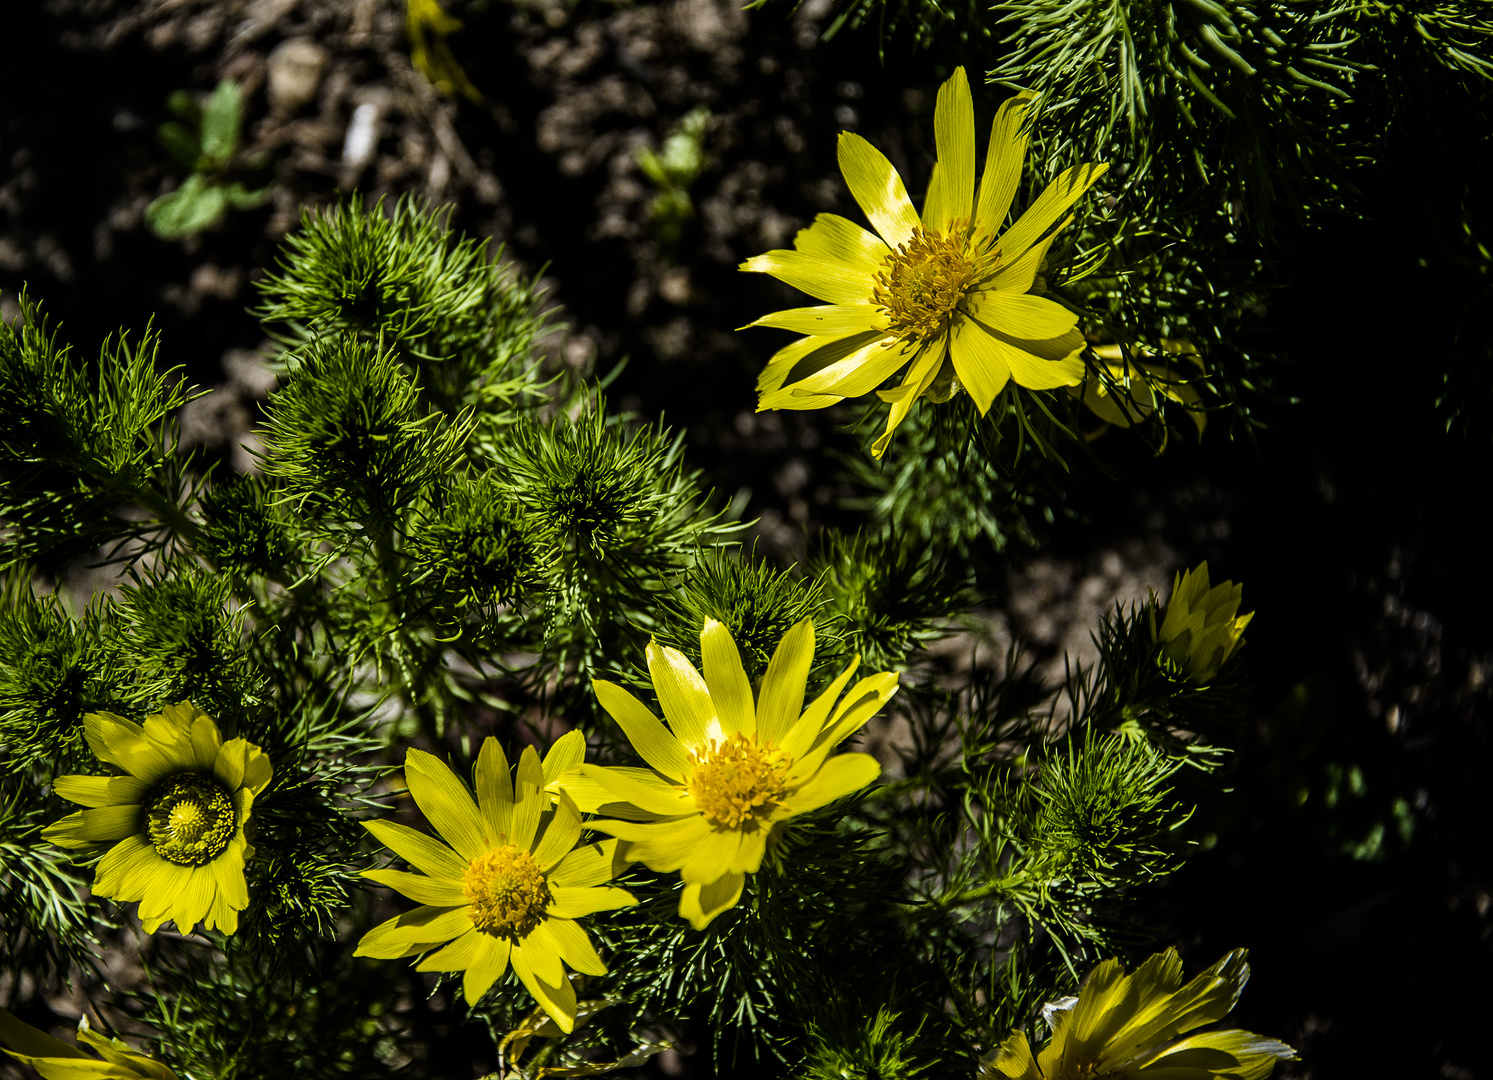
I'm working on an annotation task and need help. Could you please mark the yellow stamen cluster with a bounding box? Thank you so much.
[145,773,236,866]
[871,223,981,342]
[688,733,791,830]
[463,844,551,939]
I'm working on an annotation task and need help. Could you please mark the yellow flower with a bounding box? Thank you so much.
[1,1007,178,1079]
[1074,342,1207,439]
[572,618,899,930]
[739,67,1108,457]
[354,733,635,1032]
[983,948,1295,1080]
[42,702,271,936]
[406,0,482,104]
[1151,562,1253,683]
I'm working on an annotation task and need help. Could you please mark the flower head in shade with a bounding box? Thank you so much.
[354,733,635,1033]
[0,1007,178,1080]
[42,702,271,936]
[982,948,1295,1080]
[1151,562,1253,683]
[740,67,1108,456]
[572,618,899,930]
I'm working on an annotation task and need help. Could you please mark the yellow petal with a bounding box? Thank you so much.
[170,864,216,935]
[83,713,173,785]
[678,871,745,930]
[1136,1028,1296,1078]
[646,641,716,750]
[986,1030,1042,1080]
[926,67,975,232]
[212,736,272,796]
[240,742,272,795]
[760,334,915,407]
[744,303,883,336]
[405,749,490,861]
[1101,949,1248,1064]
[761,387,847,412]
[998,162,1109,264]
[48,774,148,809]
[461,934,512,1007]
[141,707,196,769]
[42,805,138,849]
[837,132,921,248]
[363,868,467,906]
[985,225,1065,295]
[970,322,1086,389]
[354,910,445,960]
[542,916,608,976]
[510,745,546,853]
[783,752,880,816]
[779,657,859,761]
[757,328,887,399]
[136,859,191,933]
[792,212,892,277]
[209,843,249,909]
[739,249,875,306]
[356,904,471,956]
[922,160,945,232]
[91,833,154,898]
[547,885,637,919]
[700,619,755,737]
[969,291,1078,341]
[415,926,483,972]
[0,1006,88,1059]
[77,1029,163,1073]
[594,679,689,780]
[363,819,468,879]
[511,946,578,1033]
[549,838,629,888]
[476,737,514,843]
[532,790,583,869]
[1080,363,1157,428]
[1043,956,1126,1074]
[188,715,222,772]
[975,93,1034,240]
[579,763,693,817]
[870,339,946,459]
[949,317,1013,414]
[587,814,710,873]
[541,731,587,789]
[680,828,742,886]
[756,618,813,747]
[734,829,769,875]
[548,767,615,815]
[513,932,564,993]
[799,671,901,774]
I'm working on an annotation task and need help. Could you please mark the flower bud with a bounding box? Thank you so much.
[1151,562,1253,683]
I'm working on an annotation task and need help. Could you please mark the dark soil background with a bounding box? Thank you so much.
[3,1,1491,1078]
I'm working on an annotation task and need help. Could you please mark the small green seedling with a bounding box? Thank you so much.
[636,107,710,248]
[146,80,274,240]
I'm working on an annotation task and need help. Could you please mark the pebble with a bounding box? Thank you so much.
[266,38,328,114]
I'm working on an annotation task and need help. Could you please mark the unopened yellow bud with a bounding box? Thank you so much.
[1152,562,1253,683]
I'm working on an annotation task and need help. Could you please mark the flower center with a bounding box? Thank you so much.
[688,733,791,830]
[463,844,552,939]
[145,773,236,866]
[871,222,984,342]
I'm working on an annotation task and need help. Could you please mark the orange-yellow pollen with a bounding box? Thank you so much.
[462,844,551,939]
[871,221,985,342]
[688,733,791,830]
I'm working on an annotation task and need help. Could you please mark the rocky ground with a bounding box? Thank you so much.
[3,1,1492,1078]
